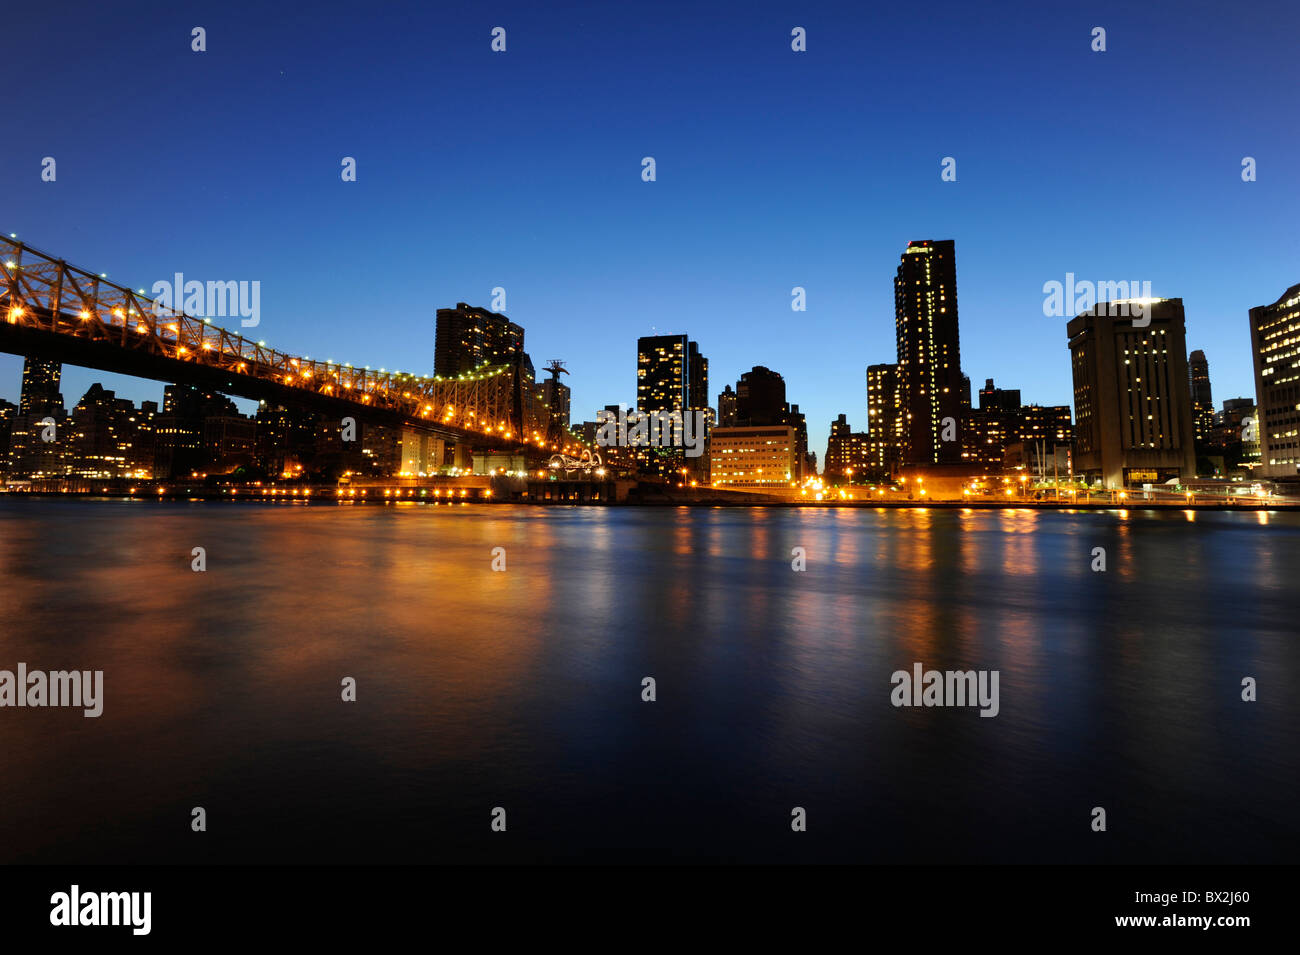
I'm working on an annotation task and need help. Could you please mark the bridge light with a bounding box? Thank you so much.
[6,306,23,321]
[4,262,15,269]
[79,310,90,319]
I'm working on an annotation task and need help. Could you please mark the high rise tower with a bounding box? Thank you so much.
[1068,297,1197,487]
[18,357,63,416]
[894,240,963,464]
[635,334,709,479]
[1188,349,1214,443]
[1248,284,1300,477]
[434,303,525,377]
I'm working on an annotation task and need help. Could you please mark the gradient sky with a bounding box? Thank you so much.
[4,0,1298,465]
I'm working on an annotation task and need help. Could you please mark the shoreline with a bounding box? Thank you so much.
[1,490,1296,512]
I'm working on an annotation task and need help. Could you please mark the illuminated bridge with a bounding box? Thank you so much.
[0,235,558,454]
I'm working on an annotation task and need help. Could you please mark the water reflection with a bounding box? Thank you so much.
[0,500,1296,864]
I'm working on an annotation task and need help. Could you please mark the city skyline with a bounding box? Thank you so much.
[4,0,1298,466]
[0,235,1283,472]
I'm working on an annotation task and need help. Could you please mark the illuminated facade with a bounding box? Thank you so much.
[18,358,63,415]
[1068,298,1197,487]
[541,377,571,430]
[67,383,154,479]
[866,362,903,474]
[717,384,737,427]
[894,240,964,465]
[434,303,525,377]
[636,334,709,479]
[709,425,796,487]
[963,389,1072,473]
[1019,404,1073,446]
[1248,283,1300,477]
[962,408,1016,469]
[1189,349,1215,443]
[824,414,874,483]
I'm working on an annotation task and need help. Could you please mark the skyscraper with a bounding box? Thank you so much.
[18,358,63,416]
[0,399,15,473]
[434,303,525,377]
[894,240,963,465]
[735,366,786,426]
[7,358,68,478]
[1248,284,1300,478]
[636,334,709,478]
[637,335,707,416]
[1188,349,1214,443]
[865,362,903,475]
[541,377,571,431]
[1068,297,1197,487]
[717,385,737,427]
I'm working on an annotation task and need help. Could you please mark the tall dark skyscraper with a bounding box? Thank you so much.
[635,334,709,479]
[716,384,737,427]
[894,240,963,465]
[1068,297,1197,487]
[1248,283,1300,477]
[866,362,903,475]
[434,303,525,377]
[1188,349,1214,443]
[18,358,63,416]
[541,374,571,431]
[735,366,786,426]
[636,334,707,416]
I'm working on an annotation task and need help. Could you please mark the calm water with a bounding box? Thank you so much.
[1,499,1296,864]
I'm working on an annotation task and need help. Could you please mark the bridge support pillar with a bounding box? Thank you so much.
[399,430,445,476]
[452,443,473,472]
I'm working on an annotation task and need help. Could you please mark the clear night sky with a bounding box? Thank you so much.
[4,0,1298,465]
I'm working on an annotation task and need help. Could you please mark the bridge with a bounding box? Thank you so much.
[0,235,562,455]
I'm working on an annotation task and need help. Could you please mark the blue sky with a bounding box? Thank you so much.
[3,0,1297,464]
